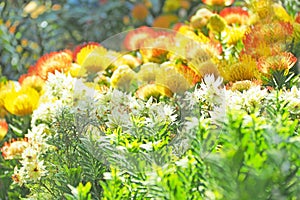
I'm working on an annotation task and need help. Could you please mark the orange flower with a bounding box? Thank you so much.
[296,12,300,24]
[219,7,250,26]
[140,32,174,63]
[73,42,100,62]
[152,15,178,28]
[18,74,45,93]
[36,50,73,80]
[124,26,156,51]
[202,0,234,6]
[258,52,297,76]
[243,21,294,59]
[0,119,8,141]
[131,3,149,21]
[1,138,29,160]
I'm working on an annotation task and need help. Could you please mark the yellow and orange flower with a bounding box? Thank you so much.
[1,138,29,160]
[219,7,250,26]
[4,86,40,116]
[202,0,234,7]
[258,52,297,76]
[19,73,45,93]
[124,26,156,51]
[140,33,174,63]
[36,50,73,80]
[0,119,8,141]
[243,21,294,58]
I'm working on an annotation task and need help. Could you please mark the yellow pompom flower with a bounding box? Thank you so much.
[218,54,259,82]
[4,86,40,116]
[111,65,137,91]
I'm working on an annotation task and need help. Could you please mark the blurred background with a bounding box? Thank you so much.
[0,0,202,81]
[0,0,299,81]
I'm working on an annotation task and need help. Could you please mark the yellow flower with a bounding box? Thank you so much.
[136,83,173,100]
[137,62,161,83]
[230,80,260,92]
[81,47,111,73]
[207,14,227,33]
[272,3,292,22]
[0,81,20,117]
[224,26,246,46]
[156,61,191,94]
[0,119,8,141]
[111,65,137,91]
[4,86,40,116]
[202,0,234,6]
[250,0,273,20]
[218,54,259,82]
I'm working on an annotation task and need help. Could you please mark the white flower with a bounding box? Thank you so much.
[163,105,178,122]
[196,74,225,106]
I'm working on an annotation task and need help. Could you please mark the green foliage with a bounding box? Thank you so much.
[64,182,92,200]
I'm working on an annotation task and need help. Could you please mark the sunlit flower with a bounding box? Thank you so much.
[4,86,40,116]
[219,7,250,26]
[1,138,29,160]
[131,3,149,21]
[258,52,297,76]
[202,0,234,6]
[36,50,73,80]
[0,119,8,141]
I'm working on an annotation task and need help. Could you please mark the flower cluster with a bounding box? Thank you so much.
[0,0,300,199]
